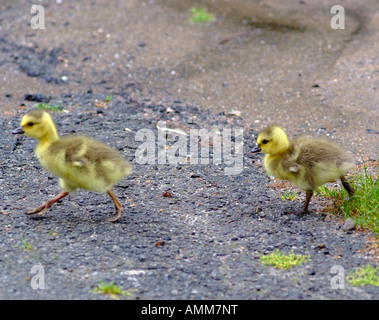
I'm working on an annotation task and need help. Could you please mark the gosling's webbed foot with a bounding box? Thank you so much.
[26,203,51,216]
[25,191,69,217]
[284,190,313,216]
[106,189,124,223]
[296,210,308,216]
[285,209,308,216]
[105,207,124,223]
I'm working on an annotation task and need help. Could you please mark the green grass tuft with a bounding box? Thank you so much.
[347,265,379,287]
[91,281,131,298]
[22,240,33,250]
[316,164,378,236]
[37,102,63,111]
[280,186,298,201]
[261,250,311,269]
[189,7,216,23]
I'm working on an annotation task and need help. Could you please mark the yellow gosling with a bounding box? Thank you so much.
[12,110,132,222]
[252,126,355,214]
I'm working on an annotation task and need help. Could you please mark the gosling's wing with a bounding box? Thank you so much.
[280,143,304,173]
[294,137,352,168]
[291,137,329,168]
[48,136,132,192]
[66,143,88,168]
[48,135,129,172]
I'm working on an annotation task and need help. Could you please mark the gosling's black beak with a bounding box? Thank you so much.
[12,126,25,135]
[251,145,261,153]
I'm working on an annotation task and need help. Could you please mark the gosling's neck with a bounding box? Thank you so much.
[269,136,290,157]
[36,122,59,151]
[264,137,290,174]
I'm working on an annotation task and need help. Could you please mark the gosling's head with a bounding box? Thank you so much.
[12,110,57,140]
[252,126,290,156]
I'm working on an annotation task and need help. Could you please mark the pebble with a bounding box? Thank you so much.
[342,218,356,231]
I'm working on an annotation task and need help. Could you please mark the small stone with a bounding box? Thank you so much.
[308,269,316,276]
[343,218,356,231]
[227,110,241,117]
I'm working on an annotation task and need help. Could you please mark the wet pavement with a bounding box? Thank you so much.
[1,0,378,158]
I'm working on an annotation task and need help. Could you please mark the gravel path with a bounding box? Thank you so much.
[1,93,377,300]
[0,0,378,300]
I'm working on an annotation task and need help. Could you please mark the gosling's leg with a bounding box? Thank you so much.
[288,190,313,215]
[340,175,354,196]
[106,189,124,222]
[300,190,313,215]
[26,190,69,216]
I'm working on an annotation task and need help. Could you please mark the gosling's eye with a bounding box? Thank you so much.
[262,139,269,144]
[28,122,34,127]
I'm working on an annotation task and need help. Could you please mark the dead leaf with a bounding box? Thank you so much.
[155,240,165,247]
[163,191,172,198]
[95,102,106,108]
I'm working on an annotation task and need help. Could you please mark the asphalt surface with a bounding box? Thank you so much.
[0,0,378,300]
[1,92,378,300]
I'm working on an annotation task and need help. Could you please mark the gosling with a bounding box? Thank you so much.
[252,126,355,215]
[12,110,132,222]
